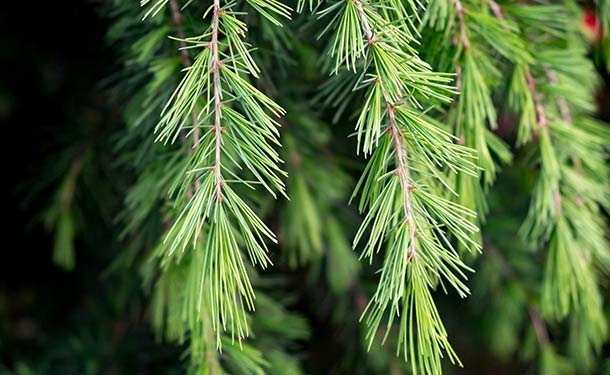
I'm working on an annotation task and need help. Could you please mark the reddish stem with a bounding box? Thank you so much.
[210,0,223,201]
[353,0,376,44]
[454,0,471,50]
[488,0,505,22]
[353,0,416,258]
[525,70,549,129]
[388,105,416,259]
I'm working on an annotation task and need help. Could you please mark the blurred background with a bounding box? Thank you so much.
[1,1,609,374]
[0,1,185,373]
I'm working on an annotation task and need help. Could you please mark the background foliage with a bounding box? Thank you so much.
[1,0,610,374]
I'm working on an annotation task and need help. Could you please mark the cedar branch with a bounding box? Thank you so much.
[353,0,417,259]
[210,0,224,202]
[388,105,417,259]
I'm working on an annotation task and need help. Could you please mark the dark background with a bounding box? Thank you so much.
[1,1,609,374]
[0,1,184,373]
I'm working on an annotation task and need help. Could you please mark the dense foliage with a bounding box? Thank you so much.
[3,0,610,374]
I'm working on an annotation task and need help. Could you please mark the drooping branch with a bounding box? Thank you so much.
[388,105,416,259]
[354,0,417,258]
[210,0,224,202]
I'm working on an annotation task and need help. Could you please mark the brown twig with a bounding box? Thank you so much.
[524,70,549,129]
[487,0,511,34]
[201,4,224,373]
[487,0,505,22]
[209,0,224,202]
[169,0,220,375]
[454,0,471,50]
[388,105,417,260]
[352,1,417,259]
[353,0,376,44]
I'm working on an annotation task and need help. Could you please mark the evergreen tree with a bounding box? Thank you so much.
[30,0,610,374]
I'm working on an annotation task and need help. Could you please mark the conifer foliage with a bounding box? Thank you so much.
[40,0,610,373]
